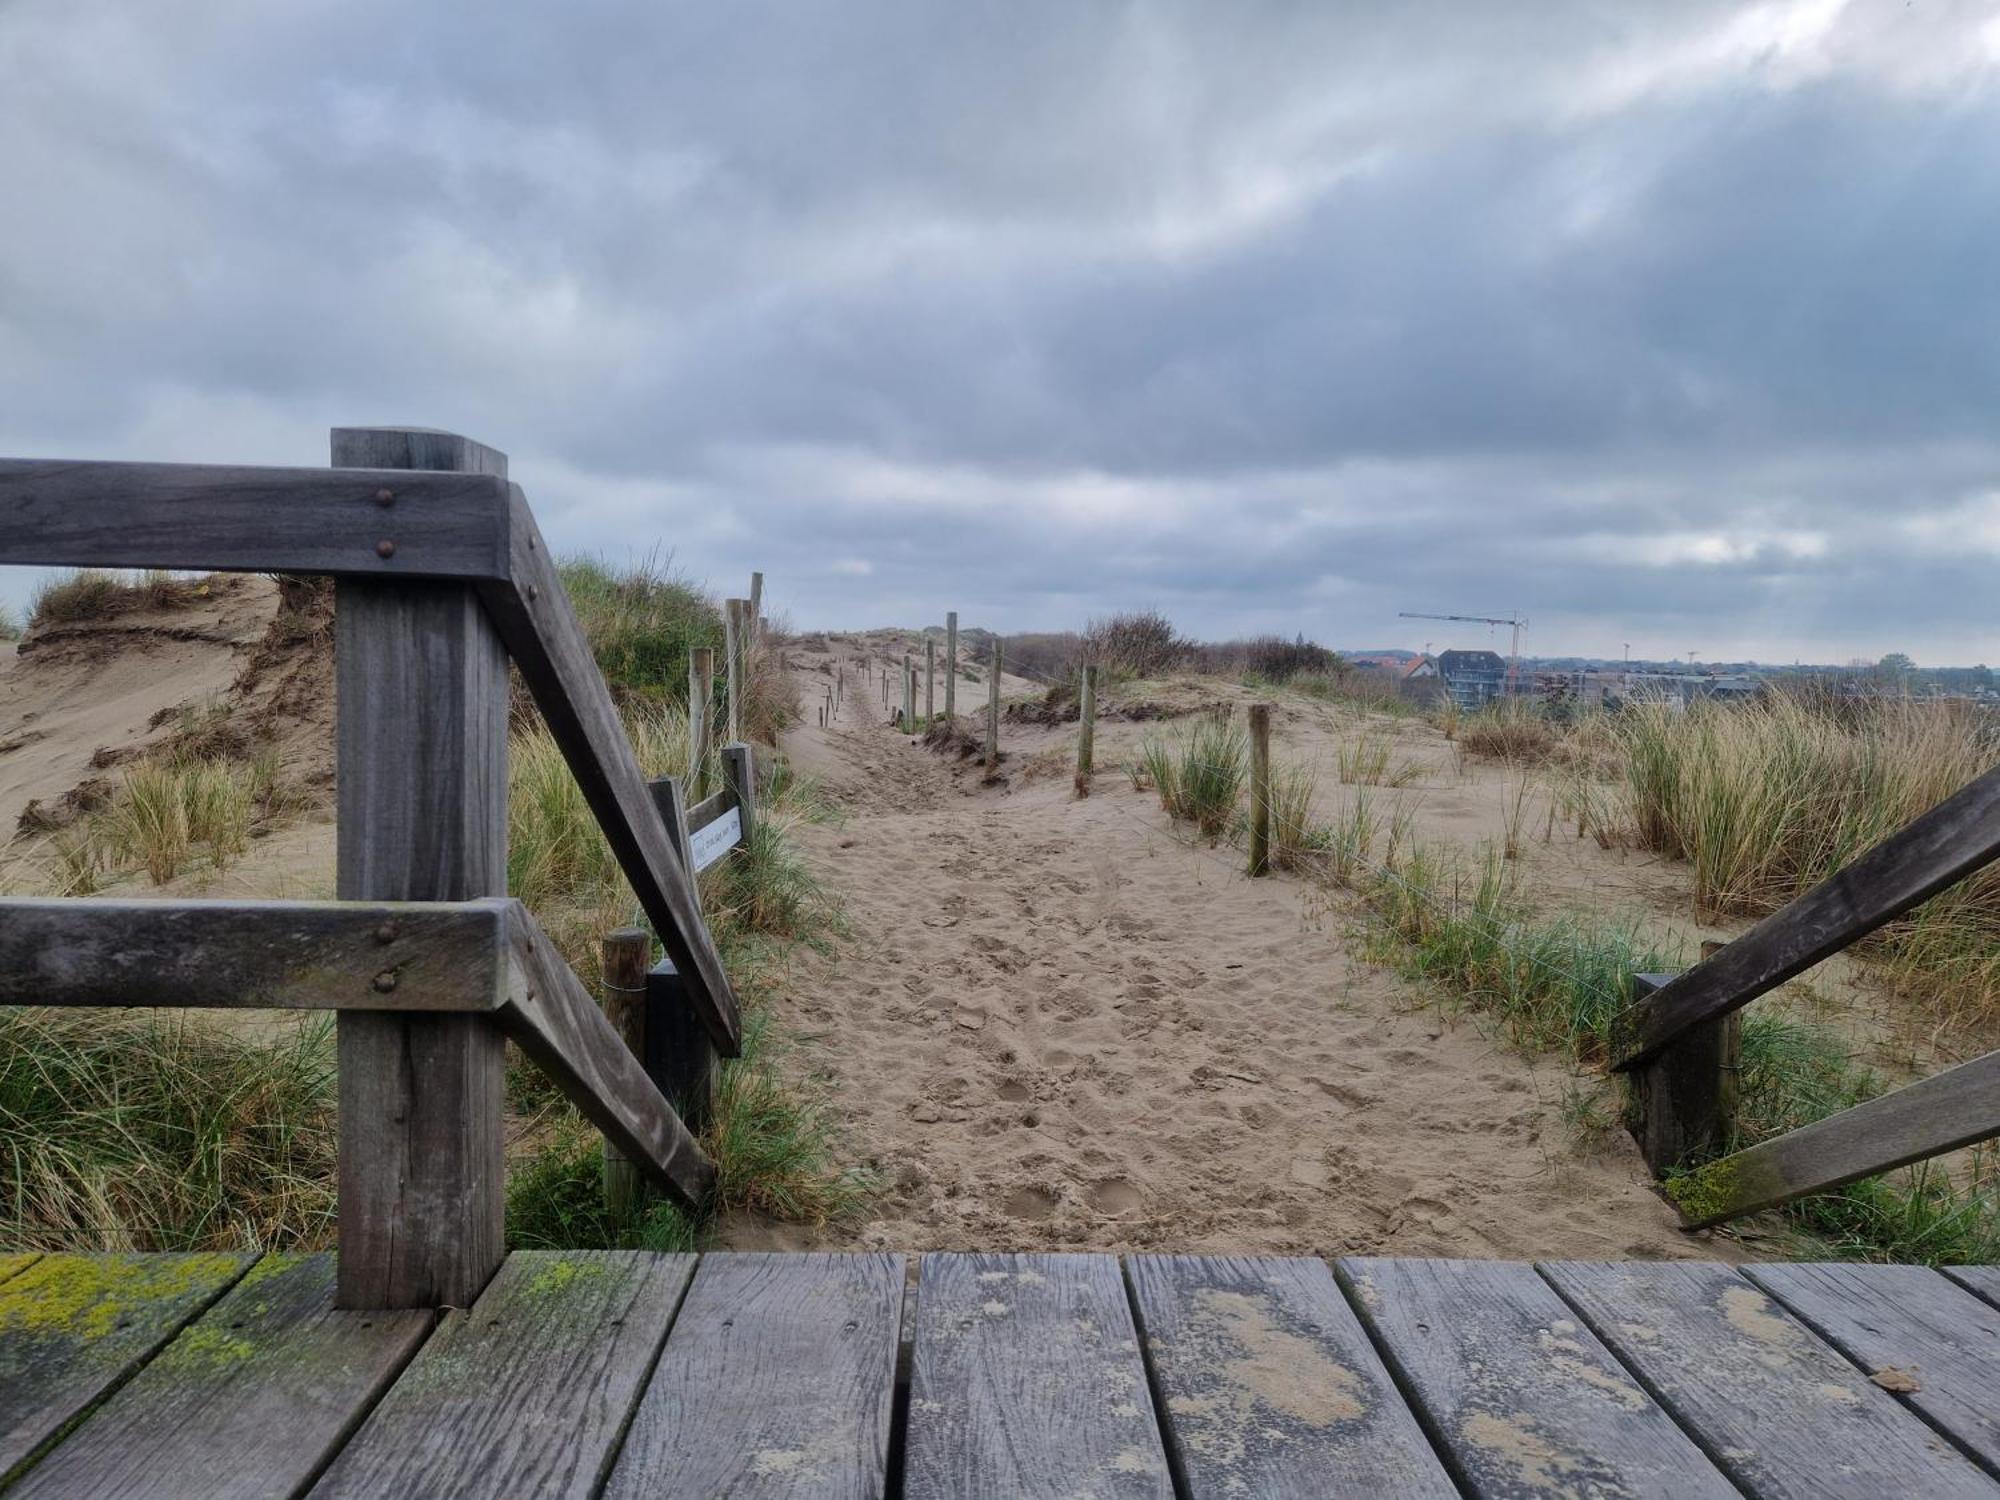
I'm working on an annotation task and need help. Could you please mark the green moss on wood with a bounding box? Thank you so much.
[0,1254,243,1341]
[1665,1157,1742,1224]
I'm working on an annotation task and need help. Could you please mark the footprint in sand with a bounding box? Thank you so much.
[1085,1179,1143,1216]
[1005,1186,1059,1221]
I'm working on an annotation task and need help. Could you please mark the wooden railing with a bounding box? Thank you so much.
[0,426,745,1308]
[1613,763,2000,1226]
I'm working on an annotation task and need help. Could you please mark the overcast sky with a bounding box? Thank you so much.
[3,1,1998,663]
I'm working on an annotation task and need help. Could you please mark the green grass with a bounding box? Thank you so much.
[558,555,722,707]
[0,1009,336,1251]
[1141,713,1246,837]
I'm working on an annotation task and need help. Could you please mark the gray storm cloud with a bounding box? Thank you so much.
[2,0,1997,662]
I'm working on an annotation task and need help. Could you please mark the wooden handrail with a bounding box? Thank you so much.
[0,446,743,1057]
[1614,762,2000,1071]
[1667,1045,2000,1227]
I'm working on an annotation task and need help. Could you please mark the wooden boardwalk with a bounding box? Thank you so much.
[3,1251,1999,1497]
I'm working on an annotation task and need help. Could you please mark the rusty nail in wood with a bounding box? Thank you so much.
[372,971,398,993]
[375,539,396,559]
[527,584,539,601]
[374,487,395,506]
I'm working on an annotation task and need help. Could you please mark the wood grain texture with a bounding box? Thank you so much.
[904,1252,1173,1499]
[478,485,741,1056]
[604,1253,904,1499]
[310,1251,694,1499]
[0,458,511,578]
[502,907,716,1208]
[1127,1255,1454,1498]
[1337,1257,1734,1499]
[1672,1046,2000,1225]
[332,426,512,1312]
[330,426,508,477]
[1945,1265,2000,1312]
[0,896,508,1011]
[0,1252,251,1485]
[9,1253,432,1500]
[599,928,651,1218]
[1617,763,2000,1068]
[684,787,735,836]
[650,775,698,871]
[1542,1260,1995,1498]
[1748,1261,2000,1476]
[722,741,757,850]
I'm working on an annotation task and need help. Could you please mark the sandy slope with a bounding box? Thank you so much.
[744,634,1736,1261]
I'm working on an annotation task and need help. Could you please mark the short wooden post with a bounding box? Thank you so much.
[925,637,936,725]
[688,646,714,797]
[945,612,958,721]
[329,425,509,1310]
[903,654,915,732]
[723,600,745,742]
[748,571,763,653]
[645,776,716,1130]
[1247,702,1272,876]
[722,741,758,847]
[1075,664,1098,795]
[1626,944,1741,1175]
[986,641,1002,766]
[601,927,651,1217]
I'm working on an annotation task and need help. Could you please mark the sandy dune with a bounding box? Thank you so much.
[749,634,1733,1261]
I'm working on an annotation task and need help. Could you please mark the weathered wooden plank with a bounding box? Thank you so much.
[1749,1262,2000,1475]
[478,485,742,1056]
[0,897,508,1011]
[0,1253,251,1485]
[1665,1047,2000,1226]
[1542,1260,1995,1497]
[0,458,512,578]
[1617,764,2000,1068]
[8,1253,432,1500]
[1627,969,1743,1174]
[722,741,758,848]
[1127,1255,1454,1497]
[0,1255,39,1289]
[329,425,509,478]
[311,1251,694,1499]
[684,787,735,835]
[501,906,717,1209]
[604,1253,904,1499]
[599,928,651,1218]
[904,1252,1172,1499]
[332,427,511,1312]
[1945,1265,2000,1312]
[1337,1257,1734,1498]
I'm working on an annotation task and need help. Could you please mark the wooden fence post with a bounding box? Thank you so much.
[646,776,716,1131]
[904,654,915,732]
[945,611,958,721]
[749,571,763,653]
[1626,942,1740,1175]
[1075,663,1098,795]
[688,646,714,798]
[600,927,651,1217]
[722,742,758,848]
[1248,702,1271,876]
[986,641,1002,766]
[329,425,509,1310]
[724,600,745,742]
[925,637,936,725]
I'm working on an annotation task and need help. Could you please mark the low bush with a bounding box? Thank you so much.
[1081,610,1188,678]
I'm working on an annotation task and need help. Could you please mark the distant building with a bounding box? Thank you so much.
[1435,649,1508,709]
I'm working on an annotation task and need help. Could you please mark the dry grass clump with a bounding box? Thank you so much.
[1457,700,1560,763]
[30,568,205,627]
[1140,712,1245,836]
[0,1008,336,1251]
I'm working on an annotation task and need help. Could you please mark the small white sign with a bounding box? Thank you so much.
[691,806,742,871]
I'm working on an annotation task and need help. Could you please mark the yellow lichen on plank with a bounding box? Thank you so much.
[0,1254,247,1342]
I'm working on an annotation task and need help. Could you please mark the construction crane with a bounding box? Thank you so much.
[1399,610,1527,695]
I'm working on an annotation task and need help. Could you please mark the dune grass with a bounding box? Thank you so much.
[1140,712,1246,836]
[0,1008,337,1251]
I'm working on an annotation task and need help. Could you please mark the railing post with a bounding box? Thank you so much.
[600,927,651,1217]
[646,775,716,1131]
[688,646,714,798]
[1075,663,1097,796]
[986,641,1002,767]
[1247,702,1271,876]
[945,611,958,721]
[329,425,509,1309]
[722,742,758,848]
[1626,948,1741,1175]
[723,600,745,742]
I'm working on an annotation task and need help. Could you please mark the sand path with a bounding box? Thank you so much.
[746,638,1725,1262]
